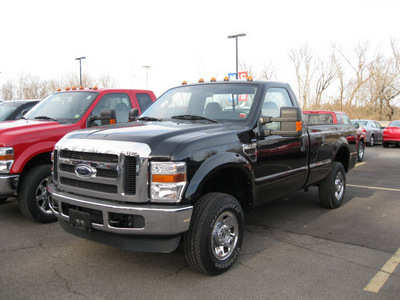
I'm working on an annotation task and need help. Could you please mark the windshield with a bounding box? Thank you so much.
[24,91,98,123]
[0,102,23,121]
[352,120,368,126]
[140,83,258,123]
[303,113,334,125]
[389,121,400,127]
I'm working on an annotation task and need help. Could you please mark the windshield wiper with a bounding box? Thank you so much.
[137,116,162,122]
[171,114,219,123]
[34,116,58,121]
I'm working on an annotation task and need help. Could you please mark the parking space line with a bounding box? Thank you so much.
[356,162,366,167]
[364,248,400,293]
[348,184,400,192]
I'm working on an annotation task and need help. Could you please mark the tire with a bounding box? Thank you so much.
[183,193,244,275]
[368,135,375,147]
[0,198,8,204]
[17,165,57,223]
[319,162,346,209]
[383,142,389,148]
[357,140,365,161]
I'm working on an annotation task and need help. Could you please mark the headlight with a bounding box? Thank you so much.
[0,147,15,174]
[150,162,186,203]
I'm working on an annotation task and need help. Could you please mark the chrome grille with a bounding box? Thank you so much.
[60,177,118,194]
[60,149,118,163]
[54,139,151,203]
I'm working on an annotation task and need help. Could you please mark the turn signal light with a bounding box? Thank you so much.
[296,121,303,132]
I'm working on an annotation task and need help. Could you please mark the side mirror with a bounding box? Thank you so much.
[88,109,117,125]
[259,106,303,137]
[354,123,360,129]
[129,108,139,122]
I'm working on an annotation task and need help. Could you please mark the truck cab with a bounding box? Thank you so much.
[0,87,156,222]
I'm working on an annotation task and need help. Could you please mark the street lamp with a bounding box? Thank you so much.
[75,57,86,86]
[227,33,246,79]
[142,65,151,88]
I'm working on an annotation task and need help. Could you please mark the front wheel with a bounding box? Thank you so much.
[319,162,346,209]
[183,193,244,275]
[17,165,57,223]
[357,140,365,161]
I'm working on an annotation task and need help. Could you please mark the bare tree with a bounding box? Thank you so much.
[313,58,337,109]
[97,73,116,88]
[289,46,314,109]
[332,42,374,111]
[1,80,15,100]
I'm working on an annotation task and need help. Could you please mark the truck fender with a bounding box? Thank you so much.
[11,141,54,173]
[331,137,353,172]
[184,152,255,208]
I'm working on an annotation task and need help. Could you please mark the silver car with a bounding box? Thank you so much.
[351,119,384,146]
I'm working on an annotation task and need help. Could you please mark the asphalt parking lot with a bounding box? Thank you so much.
[1,146,399,300]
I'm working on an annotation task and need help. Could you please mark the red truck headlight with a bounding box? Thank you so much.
[150,162,186,203]
[0,147,15,173]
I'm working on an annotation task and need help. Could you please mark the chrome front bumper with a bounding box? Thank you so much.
[0,174,19,197]
[47,183,193,236]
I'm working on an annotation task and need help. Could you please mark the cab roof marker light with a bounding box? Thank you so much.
[247,76,253,81]
[182,81,187,85]
[65,87,70,91]
[72,86,77,90]
[56,88,61,92]
[93,86,98,90]
[79,86,84,90]
[224,77,230,81]
[199,78,204,83]
[210,77,216,82]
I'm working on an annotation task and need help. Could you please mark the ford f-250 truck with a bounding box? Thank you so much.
[0,87,156,223]
[47,79,357,275]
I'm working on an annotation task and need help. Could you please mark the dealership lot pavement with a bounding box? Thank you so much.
[1,146,399,299]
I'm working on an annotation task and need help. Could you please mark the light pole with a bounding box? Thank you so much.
[227,33,246,79]
[75,57,86,86]
[142,65,151,88]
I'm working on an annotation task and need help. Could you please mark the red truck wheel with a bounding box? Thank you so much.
[318,162,346,209]
[183,193,244,275]
[17,165,57,223]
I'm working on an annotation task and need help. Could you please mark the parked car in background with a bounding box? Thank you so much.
[351,120,384,147]
[0,100,40,121]
[383,120,400,148]
[303,110,366,161]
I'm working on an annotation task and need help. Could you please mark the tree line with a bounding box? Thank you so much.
[246,40,400,121]
[0,73,116,101]
[2,41,400,121]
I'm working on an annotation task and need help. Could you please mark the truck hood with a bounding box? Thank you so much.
[62,121,251,158]
[0,119,64,145]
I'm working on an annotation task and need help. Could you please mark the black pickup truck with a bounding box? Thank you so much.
[47,79,357,275]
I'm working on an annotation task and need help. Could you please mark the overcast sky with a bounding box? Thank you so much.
[1,0,399,96]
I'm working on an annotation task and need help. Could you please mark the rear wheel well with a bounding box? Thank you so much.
[198,167,253,212]
[334,147,350,172]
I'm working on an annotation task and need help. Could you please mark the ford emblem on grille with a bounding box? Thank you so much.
[75,164,96,177]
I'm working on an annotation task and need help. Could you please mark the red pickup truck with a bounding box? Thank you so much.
[302,110,366,162]
[0,87,156,222]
